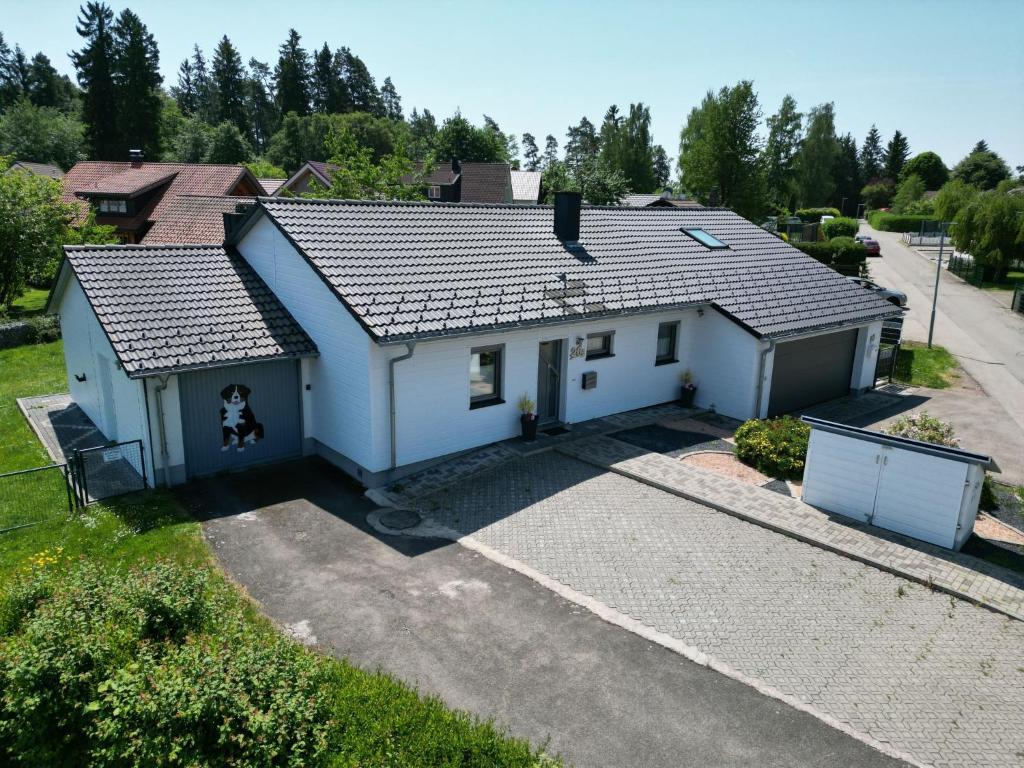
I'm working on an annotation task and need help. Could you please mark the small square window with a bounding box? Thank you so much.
[585,331,614,360]
[427,185,442,199]
[656,322,679,365]
[681,228,729,249]
[470,345,504,408]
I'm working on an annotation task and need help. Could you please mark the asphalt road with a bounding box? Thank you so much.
[863,222,1024,482]
[183,459,906,768]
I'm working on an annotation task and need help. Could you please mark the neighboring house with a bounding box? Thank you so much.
[258,178,286,195]
[275,160,338,196]
[458,162,512,203]
[7,160,64,179]
[47,193,900,488]
[142,195,255,245]
[621,192,703,208]
[511,170,542,204]
[404,160,461,202]
[62,152,265,243]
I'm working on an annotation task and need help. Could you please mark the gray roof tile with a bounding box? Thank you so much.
[62,244,317,377]
[256,198,900,342]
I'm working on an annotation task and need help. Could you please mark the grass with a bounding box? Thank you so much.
[5,287,50,318]
[0,340,557,766]
[978,271,1024,291]
[892,341,959,389]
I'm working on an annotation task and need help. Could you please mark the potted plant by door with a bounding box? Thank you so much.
[517,393,538,441]
[679,370,698,407]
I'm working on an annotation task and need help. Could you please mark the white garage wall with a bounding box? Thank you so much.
[685,310,765,421]
[851,321,883,391]
[236,216,377,469]
[144,375,185,485]
[372,308,730,471]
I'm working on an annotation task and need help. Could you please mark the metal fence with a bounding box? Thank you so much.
[0,440,147,534]
[1013,284,1024,316]
[874,317,904,385]
[0,464,75,533]
[947,253,984,285]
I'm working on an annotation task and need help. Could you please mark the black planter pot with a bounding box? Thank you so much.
[679,387,697,407]
[520,414,539,441]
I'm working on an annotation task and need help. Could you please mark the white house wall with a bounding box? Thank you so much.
[235,216,377,468]
[143,375,185,485]
[686,309,765,420]
[851,321,884,392]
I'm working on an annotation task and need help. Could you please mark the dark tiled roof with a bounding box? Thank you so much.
[62,161,263,226]
[255,198,900,342]
[9,161,64,179]
[621,193,703,208]
[61,244,317,377]
[458,163,512,203]
[142,195,255,245]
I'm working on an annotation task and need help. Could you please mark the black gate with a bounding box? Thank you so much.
[874,317,904,385]
[68,440,147,505]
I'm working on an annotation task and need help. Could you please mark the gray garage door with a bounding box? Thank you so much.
[767,329,857,416]
[179,360,302,478]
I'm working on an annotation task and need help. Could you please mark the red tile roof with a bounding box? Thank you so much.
[61,161,265,230]
[77,166,179,197]
[142,195,255,245]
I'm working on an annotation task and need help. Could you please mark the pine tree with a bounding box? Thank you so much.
[0,33,16,108]
[763,94,802,208]
[310,44,334,113]
[381,77,402,121]
[244,59,277,153]
[858,125,884,181]
[407,108,437,159]
[541,135,558,168]
[175,58,197,115]
[883,130,911,181]
[564,117,599,172]
[830,133,862,214]
[211,36,247,136]
[275,29,310,116]
[339,48,382,116]
[972,139,989,154]
[190,46,215,123]
[652,145,671,189]
[521,133,540,171]
[111,9,162,158]
[27,53,76,111]
[72,1,119,159]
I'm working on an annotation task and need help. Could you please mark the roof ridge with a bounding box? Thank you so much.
[258,196,551,210]
[64,243,226,251]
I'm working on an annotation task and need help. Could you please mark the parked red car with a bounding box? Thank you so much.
[855,234,881,257]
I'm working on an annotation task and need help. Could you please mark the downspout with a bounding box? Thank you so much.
[153,375,172,487]
[753,338,776,419]
[389,342,416,469]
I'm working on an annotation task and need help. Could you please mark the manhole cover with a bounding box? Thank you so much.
[380,509,422,530]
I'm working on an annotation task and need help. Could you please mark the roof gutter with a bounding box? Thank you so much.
[389,342,416,469]
[753,338,776,419]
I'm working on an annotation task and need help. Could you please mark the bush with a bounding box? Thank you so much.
[883,411,959,447]
[734,416,811,479]
[866,210,932,232]
[794,237,867,275]
[861,182,895,210]
[821,216,858,239]
[794,207,840,222]
[22,315,61,344]
[0,561,334,767]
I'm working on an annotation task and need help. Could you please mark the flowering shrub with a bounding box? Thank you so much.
[884,412,959,447]
[733,416,811,479]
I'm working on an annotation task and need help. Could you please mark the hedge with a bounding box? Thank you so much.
[734,417,811,479]
[822,216,858,239]
[866,210,932,232]
[794,207,841,222]
[793,236,867,276]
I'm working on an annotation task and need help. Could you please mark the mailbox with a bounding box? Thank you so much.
[581,371,597,390]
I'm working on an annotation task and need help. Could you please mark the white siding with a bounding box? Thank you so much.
[235,216,378,469]
[685,309,765,420]
[144,375,185,483]
[851,320,884,391]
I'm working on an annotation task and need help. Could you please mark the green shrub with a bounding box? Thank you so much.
[883,411,959,447]
[734,416,811,479]
[866,210,932,232]
[794,237,867,275]
[821,216,858,239]
[794,207,841,222]
[22,315,61,344]
[861,182,894,210]
[0,561,334,767]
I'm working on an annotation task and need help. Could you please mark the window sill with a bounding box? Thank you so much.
[585,353,615,361]
[469,397,505,410]
[654,358,679,367]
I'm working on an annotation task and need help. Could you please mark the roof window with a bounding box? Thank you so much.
[681,228,729,249]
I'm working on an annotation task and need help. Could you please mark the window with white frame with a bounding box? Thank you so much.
[427,185,442,199]
[585,331,614,360]
[469,345,504,408]
[655,321,679,365]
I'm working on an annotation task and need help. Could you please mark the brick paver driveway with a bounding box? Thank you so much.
[420,453,1024,768]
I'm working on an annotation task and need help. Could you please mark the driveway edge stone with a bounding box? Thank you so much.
[367,509,927,768]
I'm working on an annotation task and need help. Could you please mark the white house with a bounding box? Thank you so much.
[47,193,900,487]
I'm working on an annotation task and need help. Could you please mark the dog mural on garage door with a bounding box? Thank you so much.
[220,384,264,452]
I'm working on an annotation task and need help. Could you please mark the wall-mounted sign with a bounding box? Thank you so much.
[569,337,586,359]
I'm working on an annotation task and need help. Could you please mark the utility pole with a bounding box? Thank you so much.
[927,224,946,349]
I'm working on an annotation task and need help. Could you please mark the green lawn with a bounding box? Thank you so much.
[893,341,959,389]
[0,340,557,766]
[6,287,50,318]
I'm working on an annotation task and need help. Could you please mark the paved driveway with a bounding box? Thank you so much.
[183,458,904,768]
[863,222,1024,483]
[419,453,1024,768]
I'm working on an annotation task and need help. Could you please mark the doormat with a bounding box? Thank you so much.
[543,426,570,436]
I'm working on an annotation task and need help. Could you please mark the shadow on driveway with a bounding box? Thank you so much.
[177,458,905,768]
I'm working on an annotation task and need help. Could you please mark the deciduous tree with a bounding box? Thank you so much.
[763,94,802,209]
[0,98,85,169]
[952,147,1010,190]
[205,121,251,164]
[901,151,948,189]
[796,103,838,207]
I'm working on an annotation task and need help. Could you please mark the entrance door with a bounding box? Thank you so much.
[537,340,563,425]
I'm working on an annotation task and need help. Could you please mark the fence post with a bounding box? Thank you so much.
[139,440,147,488]
[63,465,75,513]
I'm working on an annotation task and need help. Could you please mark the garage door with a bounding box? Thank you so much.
[767,329,857,416]
[179,360,302,478]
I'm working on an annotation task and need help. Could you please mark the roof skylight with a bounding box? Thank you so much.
[681,228,729,249]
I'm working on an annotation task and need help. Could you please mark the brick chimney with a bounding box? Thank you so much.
[554,191,582,243]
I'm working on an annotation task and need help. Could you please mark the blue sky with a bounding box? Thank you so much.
[5,0,1023,170]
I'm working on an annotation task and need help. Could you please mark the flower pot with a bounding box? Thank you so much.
[520,413,538,441]
[679,386,697,407]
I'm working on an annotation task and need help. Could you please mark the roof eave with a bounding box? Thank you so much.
[127,349,320,380]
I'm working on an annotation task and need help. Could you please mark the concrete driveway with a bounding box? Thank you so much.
[181,458,905,768]
[862,222,1024,483]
